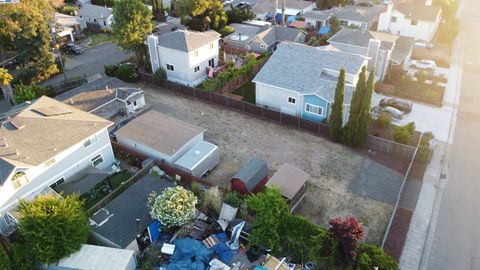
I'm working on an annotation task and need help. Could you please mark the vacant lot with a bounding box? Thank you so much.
[141,84,395,243]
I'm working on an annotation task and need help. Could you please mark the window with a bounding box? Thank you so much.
[288,97,296,104]
[103,21,107,26]
[305,103,323,116]
[208,58,215,68]
[91,154,104,167]
[50,178,65,189]
[340,20,348,26]
[11,172,29,189]
[83,135,98,148]
[210,43,214,49]
[411,20,418,25]
[94,18,97,23]
[194,65,200,72]
[3,213,16,226]
[133,101,137,106]
[166,64,175,71]
[193,50,199,57]
[260,44,267,49]
[390,16,397,22]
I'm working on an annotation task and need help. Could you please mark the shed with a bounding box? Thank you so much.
[231,158,269,194]
[174,141,220,178]
[266,164,308,212]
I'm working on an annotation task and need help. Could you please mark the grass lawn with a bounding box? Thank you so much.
[89,33,113,46]
[108,171,133,190]
[233,81,255,104]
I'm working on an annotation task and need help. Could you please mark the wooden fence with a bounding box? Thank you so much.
[50,74,88,96]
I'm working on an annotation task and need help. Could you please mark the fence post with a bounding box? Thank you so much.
[209,92,212,103]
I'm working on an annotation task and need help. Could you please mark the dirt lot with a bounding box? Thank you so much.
[141,84,393,244]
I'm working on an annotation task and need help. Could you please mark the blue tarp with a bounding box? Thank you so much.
[147,220,161,242]
[166,238,214,270]
[212,233,233,265]
[319,25,331,35]
[265,13,296,24]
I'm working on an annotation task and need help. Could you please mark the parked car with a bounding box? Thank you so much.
[236,2,250,9]
[379,98,412,113]
[223,0,233,5]
[62,43,84,55]
[371,106,404,120]
[412,59,436,70]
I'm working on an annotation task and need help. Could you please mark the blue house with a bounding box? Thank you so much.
[253,42,366,124]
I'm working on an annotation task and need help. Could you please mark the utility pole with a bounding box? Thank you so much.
[272,0,278,25]
[49,22,67,82]
[281,0,286,26]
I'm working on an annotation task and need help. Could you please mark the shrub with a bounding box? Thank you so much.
[224,191,243,208]
[376,112,392,128]
[153,67,167,84]
[415,132,434,164]
[393,125,411,144]
[201,78,221,92]
[116,64,139,82]
[406,121,416,134]
[11,68,37,86]
[148,186,197,227]
[355,244,398,270]
[58,5,78,15]
[328,216,365,265]
[279,215,321,263]
[104,64,118,77]
[200,186,223,215]
[219,25,235,37]
[13,83,49,103]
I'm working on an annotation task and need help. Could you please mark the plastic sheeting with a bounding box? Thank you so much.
[166,238,214,270]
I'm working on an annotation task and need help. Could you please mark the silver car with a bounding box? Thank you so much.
[371,106,404,120]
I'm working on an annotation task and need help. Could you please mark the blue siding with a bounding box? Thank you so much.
[301,94,330,122]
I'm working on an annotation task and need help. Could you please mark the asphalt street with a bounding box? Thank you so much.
[423,0,480,268]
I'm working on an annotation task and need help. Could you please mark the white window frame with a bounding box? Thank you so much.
[166,64,175,71]
[91,154,104,167]
[194,65,200,72]
[305,103,324,116]
[11,172,29,189]
[287,97,296,104]
[83,135,98,148]
[193,50,199,57]
[210,42,214,49]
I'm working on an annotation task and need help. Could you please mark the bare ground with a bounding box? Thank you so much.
[141,84,393,243]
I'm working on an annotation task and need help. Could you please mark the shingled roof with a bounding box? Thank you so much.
[396,3,441,22]
[156,29,220,52]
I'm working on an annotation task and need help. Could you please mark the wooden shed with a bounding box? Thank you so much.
[231,158,269,194]
[266,164,309,212]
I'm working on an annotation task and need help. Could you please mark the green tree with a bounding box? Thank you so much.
[174,0,227,31]
[329,16,341,34]
[0,0,59,82]
[112,0,153,67]
[329,68,345,141]
[355,244,398,270]
[0,247,10,270]
[356,69,375,146]
[13,83,49,103]
[226,7,255,24]
[148,186,197,227]
[247,187,289,252]
[17,194,90,266]
[0,68,13,86]
[344,66,367,147]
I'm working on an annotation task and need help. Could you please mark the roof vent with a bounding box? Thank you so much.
[0,137,7,147]
[10,119,25,130]
[69,98,74,104]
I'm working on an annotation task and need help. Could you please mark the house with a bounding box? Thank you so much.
[0,96,115,236]
[377,0,442,42]
[147,30,220,86]
[303,4,385,31]
[252,0,315,21]
[78,4,114,29]
[46,244,137,270]
[91,174,175,252]
[327,28,414,80]
[114,110,206,164]
[231,157,269,194]
[57,78,146,122]
[253,42,367,123]
[223,24,306,53]
[266,164,308,212]
[55,12,86,42]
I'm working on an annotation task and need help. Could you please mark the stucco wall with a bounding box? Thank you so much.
[255,82,301,116]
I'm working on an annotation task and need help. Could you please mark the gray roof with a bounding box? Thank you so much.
[225,23,264,43]
[154,21,187,37]
[391,35,414,64]
[174,141,217,171]
[252,0,315,14]
[396,3,441,22]
[226,24,304,46]
[92,174,175,248]
[330,5,385,23]
[232,157,268,192]
[0,159,16,186]
[56,77,125,101]
[0,97,112,183]
[157,30,220,52]
[78,4,112,19]
[328,28,397,50]
[253,42,365,102]
[303,11,330,21]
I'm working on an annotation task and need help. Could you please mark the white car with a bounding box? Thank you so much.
[412,59,437,70]
[223,0,232,5]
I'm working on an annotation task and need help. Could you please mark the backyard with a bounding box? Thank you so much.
[232,80,255,103]
[139,83,405,244]
[81,171,133,209]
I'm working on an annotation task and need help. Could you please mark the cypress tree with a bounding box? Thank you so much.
[356,69,375,146]
[344,66,367,147]
[329,68,346,141]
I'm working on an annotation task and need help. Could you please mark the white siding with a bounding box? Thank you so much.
[377,9,441,42]
[255,82,301,116]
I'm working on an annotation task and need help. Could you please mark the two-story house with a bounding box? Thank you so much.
[0,96,115,236]
[377,0,442,42]
[147,29,221,86]
[253,42,367,123]
[77,4,114,29]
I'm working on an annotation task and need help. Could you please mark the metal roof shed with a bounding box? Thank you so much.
[266,164,309,212]
[174,141,220,178]
[231,157,269,194]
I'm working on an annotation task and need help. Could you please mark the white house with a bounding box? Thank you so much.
[377,0,442,42]
[252,0,315,21]
[78,4,114,29]
[147,30,221,86]
[55,12,87,42]
[0,96,115,236]
[253,42,367,124]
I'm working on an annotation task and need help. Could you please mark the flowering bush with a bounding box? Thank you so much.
[148,186,197,227]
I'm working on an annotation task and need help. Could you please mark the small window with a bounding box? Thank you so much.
[83,135,98,148]
[208,58,215,68]
[390,16,397,23]
[127,101,131,105]
[340,20,348,26]
[166,64,174,71]
[50,178,65,189]
[194,65,200,72]
[133,101,137,106]
[305,103,323,116]
[4,213,16,225]
[210,43,214,49]
[193,50,199,57]
[91,154,104,167]
[94,18,97,23]
[288,97,296,104]
[411,20,418,25]
[103,21,107,26]
[260,44,267,49]
[12,172,29,189]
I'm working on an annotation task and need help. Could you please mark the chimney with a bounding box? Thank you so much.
[366,39,381,72]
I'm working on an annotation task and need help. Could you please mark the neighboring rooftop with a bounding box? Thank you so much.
[156,29,220,52]
[55,12,84,27]
[330,5,385,23]
[303,10,330,21]
[225,23,264,43]
[253,42,364,102]
[396,3,442,22]
[252,0,314,14]
[78,3,112,19]
[51,244,135,270]
[225,24,304,46]
[232,157,269,192]
[154,21,186,37]
[114,110,206,157]
[0,96,112,184]
[267,164,309,200]
[92,174,175,248]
